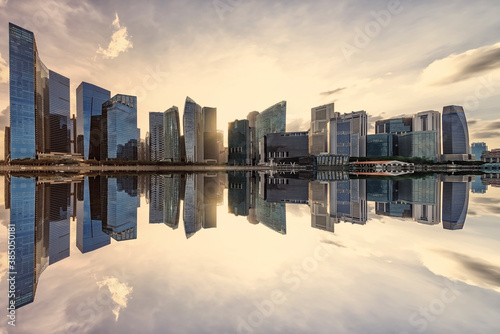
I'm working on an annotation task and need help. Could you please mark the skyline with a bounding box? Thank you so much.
[1,0,500,159]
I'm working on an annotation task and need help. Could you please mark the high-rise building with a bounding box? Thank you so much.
[442,175,471,230]
[398,131,440,162]
[149,112,165,161]
[366,133,394,157]
[183,174,204,238]
[329,111,367,157]
[442,105,472,161]
[471,142,488,162]
[310,103,337,156]
[309,181,335,233]
[376,117,413,134]
[98,94,138,161]
[265,132,309,162]
[76,82,111,159]
[164,106,182,162]
[228,119,250,165]
[203,107,218,162]
[247,111,259,165]
[329,179,367,225]
[9,23,71,160]
[412,110,441,162]
[183,97,204,163]
[256,101,287,164]
[228,172,252,217]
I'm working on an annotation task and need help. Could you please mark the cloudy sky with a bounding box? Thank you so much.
[0,0,500,152]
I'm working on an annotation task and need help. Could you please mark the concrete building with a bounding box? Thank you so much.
[329,111,367,158]
[310,103,337,156]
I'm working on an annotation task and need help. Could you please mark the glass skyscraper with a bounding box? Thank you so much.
[164,106,182,162]
[228,119,250,165]
[149,112,165,162]
[366,133,394,157]
[76,82,111,159]
[183,97,204,163]
[442,176,470,230]
[256,101,287,164]
[329,111,367,157]
[99,94,138,160]
[9,23,71,159]
[442,106,471,155]
[471,142,488,161]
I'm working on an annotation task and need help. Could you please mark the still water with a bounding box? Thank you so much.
[0,172,499,334]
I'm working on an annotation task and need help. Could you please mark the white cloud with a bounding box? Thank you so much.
[419,42,500,86]
[96,276,134,321]
[0,52,8,83]
[0,0,7,8]
[96,13,133,59]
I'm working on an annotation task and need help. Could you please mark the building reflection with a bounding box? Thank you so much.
[6,172,479,309]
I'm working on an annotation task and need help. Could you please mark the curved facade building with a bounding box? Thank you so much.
[442,176,470,230]
[442,106,471,155]
[183,97,203,163]
[164,106,182,162]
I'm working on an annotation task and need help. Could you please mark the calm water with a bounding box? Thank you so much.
[0,172,499,334]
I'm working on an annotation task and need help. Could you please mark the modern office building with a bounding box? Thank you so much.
[481,149,500,163]
[329,111,367,157]
[183,97,204,163]
[310,103,337,156]
[228,172,252,217]
[366,133,394,157]
[442,175,471,230]
[203,107,218,162]
[265,132,309,162]
[217,130,228,164]
[376,117,413,135]
[228,119,250,165]
[309,181,336,233]
[413,110,441,162]
[471,142,488,162]
[149,175,166,224]
[164,174,182,229]
[98,94,138,161]
[247,111,260,165]
[256,101,287,164]
[9,23,71,160]
[47,182,71,265]
[76,82,111,159]
[330,179,367,224]
[164,106,182,162]
[183,174,204,238]
[149,112,165,162]
[398,131,440,162]
[442,106,472,161]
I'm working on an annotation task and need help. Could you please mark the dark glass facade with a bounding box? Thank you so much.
[228,119,250,165]
[164,107,182,162]
[99,94,138,160]
[203,107,218,162]
[76,82,110,159]
[375,117,413,134]
[183,97,203,163]
[256,101,286,163]
[366,134,394,157]
[265,132,309,162]
[442,180,470,230]
[48,70,71,153]
[149,112,165,161]
[398,131,439,162]
[442,106,470,155]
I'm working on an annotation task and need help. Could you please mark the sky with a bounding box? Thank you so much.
[0,0,500,156]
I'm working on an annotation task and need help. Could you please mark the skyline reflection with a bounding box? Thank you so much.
[4,172,499,310]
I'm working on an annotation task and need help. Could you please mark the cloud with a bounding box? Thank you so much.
[96,13,133,59]
[287,118,309,132]
[442,251,500,288]
[0,106,9,126]
[420,42,500,86]
[473,131,500,139]
[96,276,134,321]
[0,0,7,8]
[320,87,346,96]
[0,52,8,83]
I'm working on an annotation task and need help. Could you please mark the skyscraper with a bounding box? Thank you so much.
[164,106,182,162]
[203,107,218,162]
[412,110,441,162]
[442,175,471,230]
[256,101,287,164]
[183,97,204,163]
[76,82,111,159]
[9,23,71,160]
[149,112,165,161]
[442,105,472,161]
[329,111,367,157]
[99,94,138,160]
[228,119,250,165]
[310,103,337,156]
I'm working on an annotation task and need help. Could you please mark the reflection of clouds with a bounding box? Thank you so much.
[96,276,134,321]
[285,204,309,219]
[320,238,346,249]
[420,249,500,293]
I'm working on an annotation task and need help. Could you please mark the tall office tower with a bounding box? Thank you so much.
[442,175,471,230]
[310,103,337,156]
[376,117,413,134]
[471,142,488,162]
[164,174,182,229]
[366,134,394,157]
[98,94,138,160]
[47,71,71,153]
[149,175,165,224]
[330,179,367,225]
[394,176,441,225]
[149,112,165,161]
[247,111,259,165]
[76,178,110,254]
[183,97,204,163]
[203,175,219,229]
[411,110,441,162]
[217,130,228,164]
[329,111,368,157]
[10,177,37,308]
[265,132,309,162]
[76,82,111,159]
[228,119,250,165]
[309,181,335,233]
[256,101,287,164]
[203,107,218,162]
[9,23,71,159]
[164,106,182,162]
[442,105,472,161]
